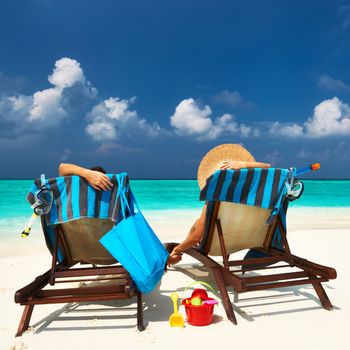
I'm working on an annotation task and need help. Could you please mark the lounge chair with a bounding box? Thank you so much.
[183,167,337,324]
[14,173,144,336]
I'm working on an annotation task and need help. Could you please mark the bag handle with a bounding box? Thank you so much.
[128,190,141,213]
[116,173,133,219]
[116,173,141,219]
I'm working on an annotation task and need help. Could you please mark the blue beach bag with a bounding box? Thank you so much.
[99,178,169,293]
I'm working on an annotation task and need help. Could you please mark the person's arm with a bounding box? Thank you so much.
[220,160,271,170]
[167,159,272,266]
[58,163,113,191]
[167,204,207,265]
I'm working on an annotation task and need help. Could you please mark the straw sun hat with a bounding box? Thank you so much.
[197,144,255,189]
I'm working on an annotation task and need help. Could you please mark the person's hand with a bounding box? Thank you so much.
[220,160,271,170]
[84,169,113,191]
[220,160,248,170]
[167,250,183,266]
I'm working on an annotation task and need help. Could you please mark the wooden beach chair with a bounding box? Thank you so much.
[14,174,144,336]
[184,168,337,324]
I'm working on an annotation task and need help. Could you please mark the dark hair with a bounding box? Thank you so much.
[90,166,107,174]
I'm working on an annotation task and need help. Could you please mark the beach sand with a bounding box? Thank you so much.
[1,209,349,350]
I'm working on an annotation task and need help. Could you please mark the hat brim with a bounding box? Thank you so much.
[197,144,255,189]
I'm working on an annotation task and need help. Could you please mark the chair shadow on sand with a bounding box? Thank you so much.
[28,277,173,334]
[172,262,339,323]
[25,257,338,335]
[29,292,138,333]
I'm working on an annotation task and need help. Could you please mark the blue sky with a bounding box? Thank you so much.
[0,0,350,179]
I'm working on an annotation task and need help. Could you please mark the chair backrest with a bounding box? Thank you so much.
[57,218,116,265]
[29,173,132,266]
[207,202,272,256]
[199,168,293,256]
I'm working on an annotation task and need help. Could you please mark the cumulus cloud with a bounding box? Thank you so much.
[305,97,350,137]
[269,121,304,137]
[0,57,162,144]
[317,75,350,92]
[0,57,96,137]
[170,96,350,141]
[85,97,161,142]
[86,120,117,141]
[169,98,251,140]
[170,98,212,136]
[48,58,85,88]
[268,97,350,138]
[4,57,349,147]
[30,87,66,122]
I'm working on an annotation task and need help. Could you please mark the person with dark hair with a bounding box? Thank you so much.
[59,163,112,191]
[58,162,183,266]
[90,166,107,174]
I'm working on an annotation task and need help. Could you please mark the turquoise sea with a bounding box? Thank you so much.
[0,179,349,242]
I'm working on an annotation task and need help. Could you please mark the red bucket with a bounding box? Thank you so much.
[181,289,217,326]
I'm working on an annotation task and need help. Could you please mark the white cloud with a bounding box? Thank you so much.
[239,124,251,138]
[48,58,85,88]
[0,57,162,143]
[268,97,350,138]
[4,57,349,146]
[317,75,350,91]
[170,98,213,135]
[30,88,66,123]
[170,98,250,140]
[104,97,137,121]
[204,114,233,140]
[85,97,161,141]
[305,97,350,137]
[6,95,33,115]
[86,121,117,141]
[269,121,304,137]
[0,95,33,137]
[0,57,96,137]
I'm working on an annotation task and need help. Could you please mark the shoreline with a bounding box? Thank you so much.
[1,206,350,258]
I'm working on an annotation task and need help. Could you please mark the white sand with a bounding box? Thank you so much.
[1,210,350,350]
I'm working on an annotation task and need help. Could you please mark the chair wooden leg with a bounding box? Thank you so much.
[136,291,145,331]
[16,305,34,337]
[312,281,333,310]
[212,267,237,325]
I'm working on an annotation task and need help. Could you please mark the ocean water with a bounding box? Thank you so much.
[0,179,349,242]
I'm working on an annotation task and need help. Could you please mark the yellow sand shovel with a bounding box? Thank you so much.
[169,292,184,327]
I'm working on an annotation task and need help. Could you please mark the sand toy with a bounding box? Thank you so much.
[169,292,184,327]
